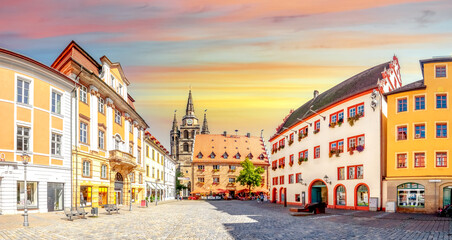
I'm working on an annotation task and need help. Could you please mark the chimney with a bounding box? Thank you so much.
[223,131,227,137]
[313,90,319,99]
[246,133,251,138]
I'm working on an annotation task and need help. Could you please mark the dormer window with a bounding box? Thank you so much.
[210,152,216,159]
[247,153,253,159]
[235,152,241,159]
[258,154,265,160]
[197,152,203,158]
[223,152,228,159]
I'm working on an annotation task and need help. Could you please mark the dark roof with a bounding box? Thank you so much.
[384,80,425,96]
[277,61,390,135]
[420,57,452,78]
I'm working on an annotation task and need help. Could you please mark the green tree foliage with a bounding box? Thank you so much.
[236,158,264,197]
[176,169,187,192]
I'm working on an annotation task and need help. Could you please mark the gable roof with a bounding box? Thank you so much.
[274,61,390,137]
[384,79,425,96]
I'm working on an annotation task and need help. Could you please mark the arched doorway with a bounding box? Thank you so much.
[355,183,369,210]
[279,187,284,204]
[334,184,346,209]
[309,179,328,204]
[272,188,277,203]
[115,172,124,205]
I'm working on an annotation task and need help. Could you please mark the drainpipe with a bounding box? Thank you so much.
[74,67,83,208]
[70,85,75,209]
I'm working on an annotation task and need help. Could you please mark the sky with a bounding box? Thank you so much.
[1,0,452,148]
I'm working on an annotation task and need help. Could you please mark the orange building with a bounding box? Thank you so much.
[190,133,269,198]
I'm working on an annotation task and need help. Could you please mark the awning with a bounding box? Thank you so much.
[146,182,156,190]
[156,183,164,190]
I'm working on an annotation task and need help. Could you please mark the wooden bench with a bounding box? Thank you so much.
[105,204,120,215]
[64,207,79,221]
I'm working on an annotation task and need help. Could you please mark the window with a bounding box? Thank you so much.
[436,66,446,78]
[436,94,447,109]
[115,110,122,124]
[279,176,284,185]
[17,78,30,105]
[289,133,294,142]
[213,177,219,183]
[198,152,204,158]
[82,160,91,177]
[336,186,346,206]
[329,139,344,153]
[315,120,320,132]
[210,152,215,159]
[198,165,205,170]
[131,172,135,183]
[356,185,369,207]
[137,149,141,164]
[51,92,61,114]
[146,165,149,177]
[98,98,105,114]
[229,178,235,183]
[79,85,87,103]
[80,186,92,207]
[347,165,363,179]
[314,146,320,159]
[436,123,447,138]
[272,177,278,185]
[98,130,105,149]
[129,144,133,154]
[436,152,447,167]
[295,173,302,183]
[51,133,62,156]
[330,110,344,124]
[289,154,294,165]
[289,174,294,184]
[397,126,407,140]
[397,154,407,168]
[348,166,355,179]
[157,170,160,179]
[348,134,365,151]
[229,165,236,171]
[299,126,308,138]
[338,167,345,180]
[17,182,38,209]
[139,174,143,184]
[414,125,425,139]
[349,107,356,118]
[198,177,205,183]
[397,98,407,112]
[80,122,88,143]
[397,183,425,208]
[356,166,363,179]
[17,126,30,152]
[348,103,364,118]
[213,165,220,170]
[101,165,108,179]
[414,153,425,168]
[146,146,149,157]
[415,96,425,110]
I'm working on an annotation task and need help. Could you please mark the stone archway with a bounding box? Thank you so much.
[309,179,328,204]
[114,172,124,205]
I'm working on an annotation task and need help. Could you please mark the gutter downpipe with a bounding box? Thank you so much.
[74,67,83,208]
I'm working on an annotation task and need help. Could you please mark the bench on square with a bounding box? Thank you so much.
[105,204,120,215]
[64,208,79,221]
[76,207,89,219]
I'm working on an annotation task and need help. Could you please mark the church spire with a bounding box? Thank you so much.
[201,109,210,134]
[186,90,195,116]
[172,110,178,131]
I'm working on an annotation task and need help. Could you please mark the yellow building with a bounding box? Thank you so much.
[0,48,75,214]
[143,132,169,201]
[384,57,452,213]
[52,41,148,208]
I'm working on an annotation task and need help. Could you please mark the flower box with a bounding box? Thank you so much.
[347,112,364,126]
[289,161,293,167]
[329,149,341,158]
[313,129,320,134]
[228,169,236,173]
[212,169,220,173]
[288,140,294,146]
[329,122,337,128]
[212,182,219,185]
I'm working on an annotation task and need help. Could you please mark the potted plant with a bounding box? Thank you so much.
[298,157,303,165]
[356,145,364,152]
[348,146,355,155]
[313,129,319,134]
[329,122,337,128]
[289,161,293,167]
[337,118,344,127]
[288,140,294,146]
[298,135,302,141]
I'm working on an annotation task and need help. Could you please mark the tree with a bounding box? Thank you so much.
[176,169,187,192]
[236,157,264,197]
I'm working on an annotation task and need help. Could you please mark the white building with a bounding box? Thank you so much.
[164,155,176,201]
[143,132,167,202]
[0,48,74,214]
[269,57,401,211]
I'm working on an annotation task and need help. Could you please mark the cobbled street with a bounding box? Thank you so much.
[1,200,452,240]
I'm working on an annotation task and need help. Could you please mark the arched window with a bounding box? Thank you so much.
[183,143,189,152]
[336,185,346,206]
[184,130,189,139]
[356,184,369,207]
[397,183,425,208]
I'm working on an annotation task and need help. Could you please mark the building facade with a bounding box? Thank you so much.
[269,57,401,210]
[384,57,452,213]
[144,132,168,202]
[190,133,269,198]
[0,48,74,214]
[164,155,176,201]
[52,41,148,208]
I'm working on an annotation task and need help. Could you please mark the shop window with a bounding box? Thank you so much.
[397,154,407,168]
[336,185,346,206]
[436,152,447,167]
[415,96,425,110]
[414,153,425,168]
[436,123,447,138]
[436,66,447,78]
[397,183,425,208]
[397,126,407,140]
[80,186,92,207]
[356,185,369,207]
[436,94,447,109]
[397,98,407,112]
[414,125,425,139]
[17,181,38,209]
[98,187,108,206]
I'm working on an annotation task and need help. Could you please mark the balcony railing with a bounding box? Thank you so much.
[109,150,137,169]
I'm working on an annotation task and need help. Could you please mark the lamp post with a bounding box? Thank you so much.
[21,152,30,227]
[129,173,133,211]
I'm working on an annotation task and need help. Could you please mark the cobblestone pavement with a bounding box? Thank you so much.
[1,200,452,239]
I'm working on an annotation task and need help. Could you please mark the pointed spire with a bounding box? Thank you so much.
[186,90,194,116]
[201,109,210,134]
[172,110,178,131]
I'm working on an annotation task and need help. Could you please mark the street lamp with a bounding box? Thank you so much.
[21,152,30,227]
[129,173,133,211]
[323,175,332,185]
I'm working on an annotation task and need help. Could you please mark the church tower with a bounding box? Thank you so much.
[175,90,200,174]
[201,110,210,134]
[170,111,179,160]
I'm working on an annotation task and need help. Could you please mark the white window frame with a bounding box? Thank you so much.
[80,85,87,103]
[17,126,30,152]
[115,110,122,124]
[80,122,88,144]
[98,98,105,114]
[17,77,31,105]
[51,91,62,114]
[51,133,62,156]
[98,130,104,149]
[83,160,91,177]
[101,164,107,179]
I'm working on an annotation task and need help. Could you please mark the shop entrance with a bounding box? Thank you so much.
[115,173,124,205]
[47,182,64,212]
[272,188,277,203]
[444,187,452,207]
[310,180,327,203]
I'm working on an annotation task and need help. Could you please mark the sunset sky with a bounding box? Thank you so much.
[2,0,452,147]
